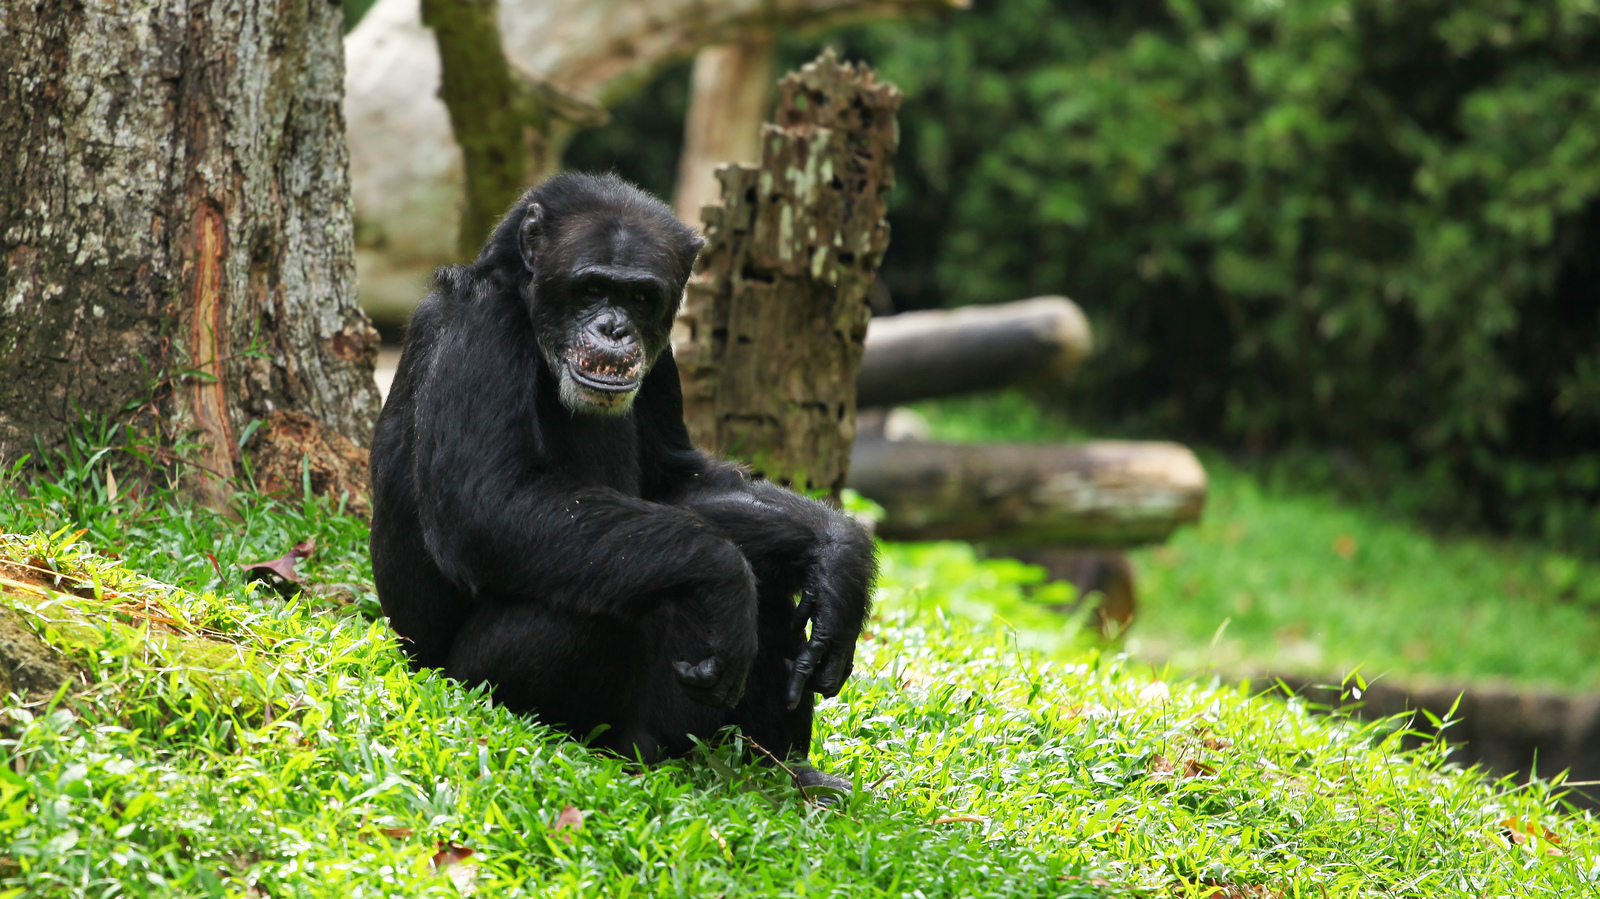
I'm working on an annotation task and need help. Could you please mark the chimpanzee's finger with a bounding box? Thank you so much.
[785,638,829,709]
[791,592,816,631]
[812,652,854,697]
[714,665,749,709]
[673,656,720,687]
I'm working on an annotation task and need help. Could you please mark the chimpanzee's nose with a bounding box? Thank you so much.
[589,309,637,347]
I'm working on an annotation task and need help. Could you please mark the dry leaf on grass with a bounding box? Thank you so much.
[1333,534,1357,559]
[1151,754,1215,779]
[1502,817,1565,856]
[239,538,317,592]
[552,805,584,842]
[430,841,477,891]
[1179,880,1281,899]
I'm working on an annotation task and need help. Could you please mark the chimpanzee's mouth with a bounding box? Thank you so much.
[566,360,640,394]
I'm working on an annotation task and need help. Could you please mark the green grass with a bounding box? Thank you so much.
[908,392,1600,691]
[3,526,1598,897]
[1,443,1598,896]
[1129,467,1600,690]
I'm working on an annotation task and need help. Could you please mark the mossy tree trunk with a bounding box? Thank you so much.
[675,51,900,498]
[421,0,607,258]
[0,0,382,502]
[422,0,531,261]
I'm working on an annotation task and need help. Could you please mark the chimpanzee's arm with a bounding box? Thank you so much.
[406,338,758,708]
[407,330,754,626]
[635,352,877,707]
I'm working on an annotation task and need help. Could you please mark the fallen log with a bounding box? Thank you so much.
[848,437,1206,546]
[856,297,1091,408]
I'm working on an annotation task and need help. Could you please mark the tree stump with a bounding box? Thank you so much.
[674,50,900,496]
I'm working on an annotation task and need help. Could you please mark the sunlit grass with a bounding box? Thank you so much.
[1,464,1597,896]
[1129,468,1600,689]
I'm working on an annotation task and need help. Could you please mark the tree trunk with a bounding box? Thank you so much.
[847,437,1207,546]
[0,0,381,500]
[421,0,609,258]
[856,296,1093,408]
[675,51,900,497]
[422,0,532,261]
[672,34,775,225]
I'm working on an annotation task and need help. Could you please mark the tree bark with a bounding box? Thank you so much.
[0,0,381,498]
[673,34,776,225]
[857,296,1093,408]
[674,51,900,497]
[847,438,1207,546]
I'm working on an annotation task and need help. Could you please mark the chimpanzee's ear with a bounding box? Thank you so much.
[518,203,543,272]
[683,234,707,275]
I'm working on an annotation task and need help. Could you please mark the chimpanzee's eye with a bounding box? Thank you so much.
[585,284,602,297]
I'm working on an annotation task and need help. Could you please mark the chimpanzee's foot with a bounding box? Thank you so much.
[794,764,852,808]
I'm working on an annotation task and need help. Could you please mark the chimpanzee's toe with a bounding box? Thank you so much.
[794,765,852,808]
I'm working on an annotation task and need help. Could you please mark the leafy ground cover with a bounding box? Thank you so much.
[910,392,1600,691]
[1,460,1597,896]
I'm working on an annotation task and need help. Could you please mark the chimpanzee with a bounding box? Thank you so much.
[369,173,876,791]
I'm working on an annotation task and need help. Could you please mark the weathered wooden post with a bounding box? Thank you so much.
[674,50,900,498]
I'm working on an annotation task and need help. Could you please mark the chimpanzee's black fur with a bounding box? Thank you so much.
[369,173,876,766]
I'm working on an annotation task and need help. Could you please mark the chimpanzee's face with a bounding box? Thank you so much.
[519,201,700,416]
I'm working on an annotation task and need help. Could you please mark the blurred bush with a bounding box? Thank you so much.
[378,0,1600,552]
[834,0,1600,552]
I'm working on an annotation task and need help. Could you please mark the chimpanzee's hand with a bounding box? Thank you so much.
[784,582,860,710]
[674,654,752,710]
[674,555,758,710]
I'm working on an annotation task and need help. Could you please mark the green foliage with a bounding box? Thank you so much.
[827,0,1600,550]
